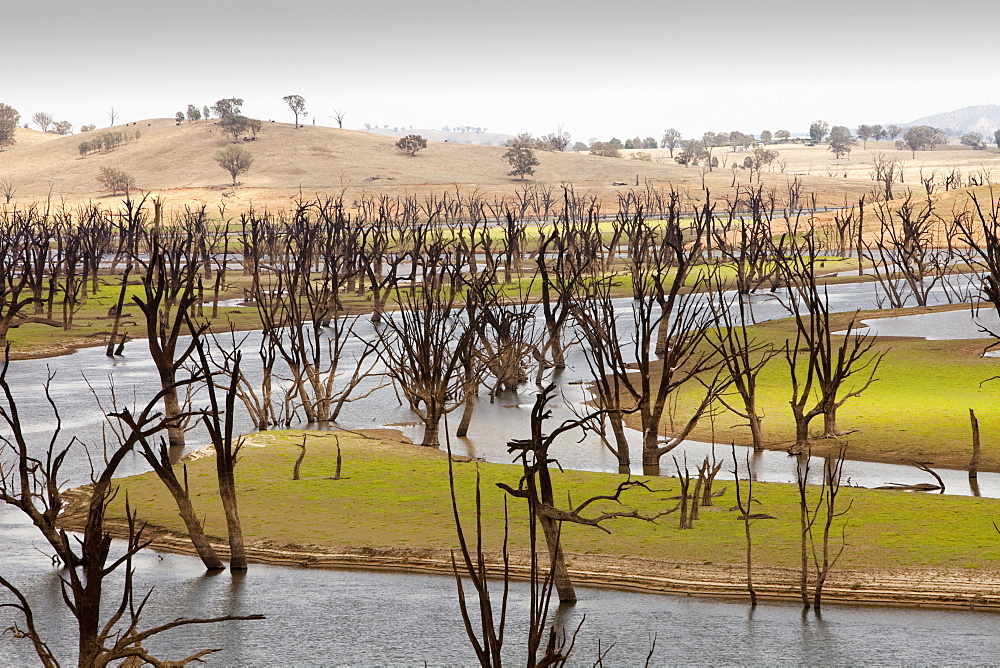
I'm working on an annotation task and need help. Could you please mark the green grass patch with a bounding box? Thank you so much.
[104,430,1000,573]
[649,304,1000,469]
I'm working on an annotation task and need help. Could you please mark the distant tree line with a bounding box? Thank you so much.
[78,130,141,157]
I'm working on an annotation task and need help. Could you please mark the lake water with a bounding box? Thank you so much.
[2,277,999,664]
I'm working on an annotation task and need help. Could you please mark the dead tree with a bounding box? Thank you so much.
[955,190,1000,315]
[376,246,477,447]
[776,236,885,450]
[576,201,727,474]
[705,280,778,451]
[132,224,206,448]
[249,205,380,425]
[970,408,981,481]
[811,448,850,612]
[448,446,582,668]
[1,499,262,667]
[731,445,759,606]
[870,153,903,202]
[865,194,943,308]
[712,185,780,294]
[0,222,36,347]
[795,446,851,612]
[0,354,261,664]
[496,385,668,603]
[192,330,248,570]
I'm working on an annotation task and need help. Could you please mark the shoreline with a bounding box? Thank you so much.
[54,432,1000,614]
[68,513,1000,613]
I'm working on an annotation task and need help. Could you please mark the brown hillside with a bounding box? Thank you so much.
[2,119,999,214]
[0,119,689,212]
[10,126,63,147]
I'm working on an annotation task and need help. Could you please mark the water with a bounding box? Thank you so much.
[2,276,999,664]
[856,306,1000,341]
[4,528,1000,666]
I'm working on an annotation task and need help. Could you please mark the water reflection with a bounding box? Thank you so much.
[4,276,1000,663]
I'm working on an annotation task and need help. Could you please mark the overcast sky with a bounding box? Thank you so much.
[4,0,998,140]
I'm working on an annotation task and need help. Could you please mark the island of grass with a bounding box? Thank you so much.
[658,302,1000,471]
[62,429,1000,609]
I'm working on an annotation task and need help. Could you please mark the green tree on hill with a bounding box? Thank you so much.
[186,104,202,122]
[0,103,18,149]
[828,126,856,159]
[809,120,828,143]
[215,144,254,185]
[211,98,243,118]
[960,132,985,150]
[902,125,946,158]
[282,95,308,129]
[219,114,250,143]
[97,166,135,195]
[395,134,427,156]
[503,145,538,180]
[856,124,875,149]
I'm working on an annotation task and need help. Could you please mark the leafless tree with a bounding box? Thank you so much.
[0,223,35,347]
[0,353,262,664]
[0,174,15,203]
[870,153,904,201]
[795,447,851,612]
[448,440,582,667]
[32,112,53,132]
[705,283,778,451]
[776,236,885,450]
[248,205,381,425]
[376,244,477,447]
[865,194,945,308]
[331,108,347,129]
[191,332,249,569]
[132,218,206,448]
[497,385,669,602]
[731,445,765,606]
[579,199,726,474]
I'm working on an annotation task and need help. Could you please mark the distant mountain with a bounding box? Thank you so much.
[905,105,1000,136]
[357,126,516,146]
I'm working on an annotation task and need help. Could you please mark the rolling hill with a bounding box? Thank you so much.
[0,118,683,211]
[906,105,1000,137]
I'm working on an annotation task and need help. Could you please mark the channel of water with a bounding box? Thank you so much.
[2,275,999,664]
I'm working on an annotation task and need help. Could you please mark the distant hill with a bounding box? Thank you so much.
[358,126,516,146]
[905,105,1000,137]
[0,118,681,204]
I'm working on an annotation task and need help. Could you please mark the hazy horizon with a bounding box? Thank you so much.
[4,0,998,140]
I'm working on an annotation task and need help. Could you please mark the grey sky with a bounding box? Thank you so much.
[3,0,998,139]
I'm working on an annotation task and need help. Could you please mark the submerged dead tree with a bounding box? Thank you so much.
[133,217,208,448]
[795,446,851,612]
[573,199,727,474]
[0,352,262,665]
[497,385,667,603]
[376,242,478,447]
[776,235,885,451]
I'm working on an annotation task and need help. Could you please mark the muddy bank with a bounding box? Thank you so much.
[57,505,1000,612]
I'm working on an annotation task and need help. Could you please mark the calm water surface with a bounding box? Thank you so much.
[2,279,1000,664]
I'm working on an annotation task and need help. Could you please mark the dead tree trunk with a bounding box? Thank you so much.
[970,408,981,480]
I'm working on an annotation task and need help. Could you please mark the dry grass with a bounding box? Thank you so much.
[4,119,1000,215]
